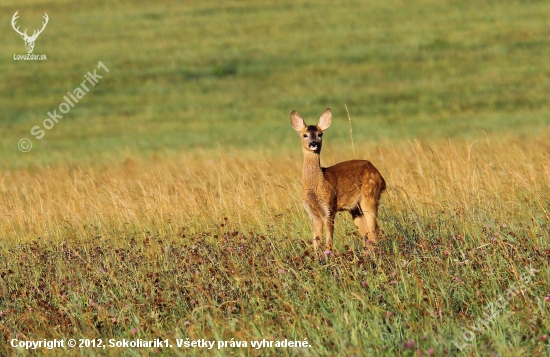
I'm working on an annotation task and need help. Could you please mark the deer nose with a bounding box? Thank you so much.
[309,142,319,150]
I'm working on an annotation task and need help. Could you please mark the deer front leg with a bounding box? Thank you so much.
[323,213,335,252]
[311,216,323,252]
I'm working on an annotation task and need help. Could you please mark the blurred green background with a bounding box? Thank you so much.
[1,0,550,169]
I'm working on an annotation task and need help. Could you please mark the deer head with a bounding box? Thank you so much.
[11,11,49,54]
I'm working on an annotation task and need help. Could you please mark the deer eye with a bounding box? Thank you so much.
[303,134,308,138]
[318,133,323,137]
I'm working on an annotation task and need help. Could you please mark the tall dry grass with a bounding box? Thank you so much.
[1,134,549,246]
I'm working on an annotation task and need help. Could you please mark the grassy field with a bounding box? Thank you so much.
[1,0,550,356]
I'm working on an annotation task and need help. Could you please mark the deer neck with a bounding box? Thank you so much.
[302,151,324,190]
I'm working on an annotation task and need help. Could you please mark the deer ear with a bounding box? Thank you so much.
[290,110,306,132]
[317,108,332,131]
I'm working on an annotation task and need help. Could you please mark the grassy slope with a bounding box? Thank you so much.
[0,139,549,356]
[0,0,549,356]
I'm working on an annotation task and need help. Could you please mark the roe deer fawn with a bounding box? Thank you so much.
[291,108,386,254]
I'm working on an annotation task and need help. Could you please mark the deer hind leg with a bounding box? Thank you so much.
[351,207,368,238]
[359,198,380,244]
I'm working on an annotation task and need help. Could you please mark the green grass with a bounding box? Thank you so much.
[2,0,550,168]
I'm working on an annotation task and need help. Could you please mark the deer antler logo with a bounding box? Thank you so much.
[11,11,49,54]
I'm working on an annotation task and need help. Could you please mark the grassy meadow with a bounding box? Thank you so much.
[1,0,550,356]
